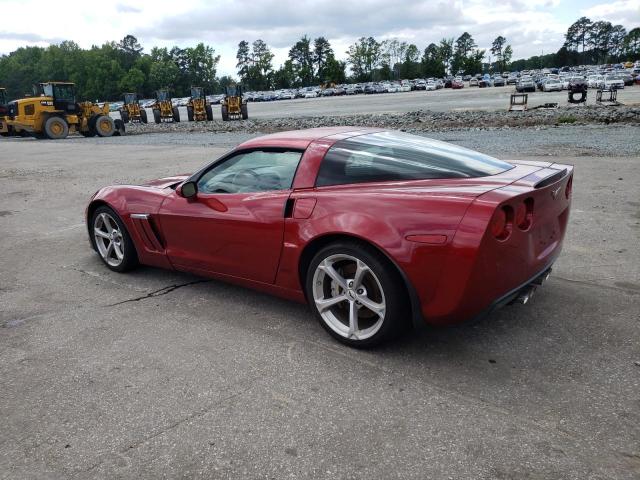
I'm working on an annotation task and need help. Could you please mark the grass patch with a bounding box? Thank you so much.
[557,115,577,124]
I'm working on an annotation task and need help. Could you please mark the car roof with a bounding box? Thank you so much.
[237,127,382,150]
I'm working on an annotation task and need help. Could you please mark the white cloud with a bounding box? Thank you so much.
[582,0,640,25]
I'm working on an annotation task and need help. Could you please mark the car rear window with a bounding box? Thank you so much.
[315,131,513,187]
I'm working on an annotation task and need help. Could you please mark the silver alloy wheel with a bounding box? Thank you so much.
[312,254,386,341]
[93,212,125,267]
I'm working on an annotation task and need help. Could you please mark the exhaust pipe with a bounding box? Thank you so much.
[533,268,552,286]
[515,286,536,305]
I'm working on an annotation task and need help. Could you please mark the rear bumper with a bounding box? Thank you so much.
[464,266,554,325]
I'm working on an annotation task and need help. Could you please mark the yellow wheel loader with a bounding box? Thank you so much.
[2,82,123,140]
[186,86,213,122]
[120,93,147,124]
[150,89,180,123]
[221,85,248,121]
[0,87,11,136]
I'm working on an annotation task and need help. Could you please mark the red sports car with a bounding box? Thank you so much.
[87,127,572,347]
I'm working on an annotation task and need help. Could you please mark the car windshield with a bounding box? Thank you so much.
[315,131,513,187]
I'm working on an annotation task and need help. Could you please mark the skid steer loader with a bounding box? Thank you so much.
[120,93,147,123]
[186,86,213,121]
[151,89,180,123]
[2,82,122,140]
[221,85,248,121]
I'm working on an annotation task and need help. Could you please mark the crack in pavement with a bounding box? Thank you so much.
[106,279,211,306]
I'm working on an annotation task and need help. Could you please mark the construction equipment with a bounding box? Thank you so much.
[221,85,248,121]
[0,87,11,136]
[150,89,179,123]
[187,86,213,122]
[120,93,147,123]
[1,82,122,140]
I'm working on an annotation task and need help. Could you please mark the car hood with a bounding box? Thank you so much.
[143,174,190,189]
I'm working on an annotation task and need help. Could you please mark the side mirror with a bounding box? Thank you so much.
[178,181,197,199]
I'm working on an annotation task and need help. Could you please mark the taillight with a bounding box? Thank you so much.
[565,175,573,199]
[515,198,534,230]
[491,205,513,240]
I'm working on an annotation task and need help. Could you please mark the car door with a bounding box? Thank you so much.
[158,149,304,284]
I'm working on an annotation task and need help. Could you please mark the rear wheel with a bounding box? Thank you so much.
[153,109,161,124]
[172,107,180,122]
[221,105,229,121]
[90,206,138,272]
[205,105,213,121]
[95,115,115,137]
[241,103,248,120]
[306,241,409,347]
[140,109,148,124]
[43,116,69,140]
[187,106,194,121]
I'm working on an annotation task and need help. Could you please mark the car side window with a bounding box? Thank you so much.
[197,150,303,194]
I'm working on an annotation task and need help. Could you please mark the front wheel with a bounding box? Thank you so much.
[90,206,138,272]
[306,241,409,347]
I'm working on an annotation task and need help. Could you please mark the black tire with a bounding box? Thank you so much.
[568,90,587,104]
[153,109,161,124]
[172,107,180,122]
[305,240,409,348]
[205,105,213,121]
[120,110,129,124]
[114,119,126,136]
[221,105,229,121]
[90,205,139,273]
[241,103,248,120]
[187,106,194,122]
[95,115,115,137]
[140,109,148,124]
[43,116,69,140]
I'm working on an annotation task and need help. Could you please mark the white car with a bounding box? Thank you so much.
[399,82,411,92]
[542,80,563,92]
[304,91,318,98]
[587,75,603,89]
[603,75,624,90]
[425,81,436,91]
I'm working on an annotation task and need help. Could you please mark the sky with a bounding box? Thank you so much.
[0,0,638,76]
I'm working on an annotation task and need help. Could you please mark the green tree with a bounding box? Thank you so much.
[437,38,454,74]
[236,40,251,84]
[347,37,381,82]
[421,43,445,78]
[624,28,640,58]
[313,37,334,82]
[289,36,314,86]
[564,17,593,53]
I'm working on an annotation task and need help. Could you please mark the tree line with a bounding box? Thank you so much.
[511,18,639,71]
[0,35,225,101]
[0,15,638,101]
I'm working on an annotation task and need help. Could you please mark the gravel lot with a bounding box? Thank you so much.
[1,127,639,479]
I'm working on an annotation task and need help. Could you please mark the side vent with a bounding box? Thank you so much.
[130,214,164,252]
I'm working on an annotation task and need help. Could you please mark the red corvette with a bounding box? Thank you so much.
[87,127,572,347]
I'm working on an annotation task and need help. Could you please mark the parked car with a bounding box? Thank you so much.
[451,79,464,89]
[469,78,479,87]
[603,75,624,90]
[542,79,563,92]
[425,81,437,91]
[516,77,536,93]
[493,76,506,87]
[304,90,318,98]
[86,127,572,347]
